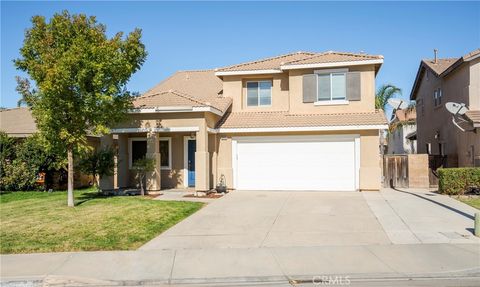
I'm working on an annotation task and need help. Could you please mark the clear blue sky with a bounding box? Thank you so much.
[1,1,479,115]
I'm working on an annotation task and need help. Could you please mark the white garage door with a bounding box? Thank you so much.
[234,136,358,191]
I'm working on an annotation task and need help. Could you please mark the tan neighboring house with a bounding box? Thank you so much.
[410,49,480,167]
[100,51,388,192]
[0,107,100,188]
[386,108,417,154]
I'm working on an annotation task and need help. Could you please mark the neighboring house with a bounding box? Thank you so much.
[0,107,100,188]
[387,108,417,154]
[410,49,480,167]
[100,51,388,192]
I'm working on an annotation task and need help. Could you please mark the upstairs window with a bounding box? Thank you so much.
[317,72,347,101]
[433,88,442,107]
[246,81,272,107]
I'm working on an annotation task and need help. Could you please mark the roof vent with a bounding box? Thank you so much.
[434,49,438,64]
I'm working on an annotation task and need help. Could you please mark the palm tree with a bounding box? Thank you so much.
[375,84,402,110]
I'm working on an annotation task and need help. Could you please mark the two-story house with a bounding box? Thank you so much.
[410,49,480,167]
[100,51,388,192]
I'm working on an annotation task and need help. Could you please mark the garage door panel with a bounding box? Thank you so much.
[235,137,356,191]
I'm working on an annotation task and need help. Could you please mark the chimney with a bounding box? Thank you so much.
[434,49,438,64]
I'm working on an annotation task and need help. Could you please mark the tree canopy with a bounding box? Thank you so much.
[14,11,147,206]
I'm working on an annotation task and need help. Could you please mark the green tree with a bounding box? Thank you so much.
[78,147,116,191]
[375,84,402,110]
[132,158,156,196]
[14,11,147,206]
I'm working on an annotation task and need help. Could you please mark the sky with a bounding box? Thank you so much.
[1,1,479,117]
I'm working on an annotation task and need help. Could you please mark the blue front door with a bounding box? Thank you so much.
[187,140,196,187]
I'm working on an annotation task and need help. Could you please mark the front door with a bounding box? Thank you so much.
[187,140,196,187]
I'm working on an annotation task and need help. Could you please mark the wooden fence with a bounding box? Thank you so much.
[383,155,409,188]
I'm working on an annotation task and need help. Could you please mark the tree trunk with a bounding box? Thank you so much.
[67,147,75,207]
[140,174,145,196]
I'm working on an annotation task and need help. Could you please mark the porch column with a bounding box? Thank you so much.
[195,125,210,191]
[146,131,161,191]
[99,134,114,190]
[117,134,129,188]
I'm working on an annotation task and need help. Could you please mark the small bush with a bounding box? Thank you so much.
[438,167,480,195]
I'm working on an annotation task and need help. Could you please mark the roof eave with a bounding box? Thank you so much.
[130,105,225,117]
[280,59,384,70]
[409,62,428,100]
[214,69,283,76]
[212,124,388,133]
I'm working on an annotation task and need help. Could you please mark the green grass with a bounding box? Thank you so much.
[0,188,203,254]
[458,197,480,210]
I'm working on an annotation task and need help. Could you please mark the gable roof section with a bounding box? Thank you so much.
[421,58,459,76]
[215,51,383,75]
[0,107,37,137]
[215,52,317,73]
[133,70,232,114]
[410,49,480,100]
[216,110,387,131]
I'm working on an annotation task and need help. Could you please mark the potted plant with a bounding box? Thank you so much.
[216,174,227,193]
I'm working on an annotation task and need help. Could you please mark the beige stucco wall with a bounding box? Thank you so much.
[359,130,381,190]
[222,73,290,112]
[469,58,480,109]
[415,61,480,167]
[288,65,376,114]
[221,64,377,114]
[407,154,429,188]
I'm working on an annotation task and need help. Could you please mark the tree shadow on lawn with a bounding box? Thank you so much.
[75,191,109,206]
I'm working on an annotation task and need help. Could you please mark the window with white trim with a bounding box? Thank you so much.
[246,80,272,107]
[317,72,346,101]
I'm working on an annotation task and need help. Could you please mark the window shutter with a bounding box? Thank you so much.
[303,74,317,103]
[346,72,361,101]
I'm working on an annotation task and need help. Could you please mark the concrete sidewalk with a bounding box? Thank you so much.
[364,189,479,244]
[2,244,480,286]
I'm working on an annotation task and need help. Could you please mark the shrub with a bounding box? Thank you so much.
[0,133,64,191]
[437,168,480,195]
[77,147,115,190]
[1,160,38,191]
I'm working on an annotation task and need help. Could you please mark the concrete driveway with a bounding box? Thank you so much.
[141,189,479,250]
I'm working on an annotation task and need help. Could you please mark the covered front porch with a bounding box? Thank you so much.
[99,124,213,192]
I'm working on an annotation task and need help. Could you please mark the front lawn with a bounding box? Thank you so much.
[0,188,203,254]
[458,197,480,210]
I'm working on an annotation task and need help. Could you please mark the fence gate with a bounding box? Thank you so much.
[383,155,409,188]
